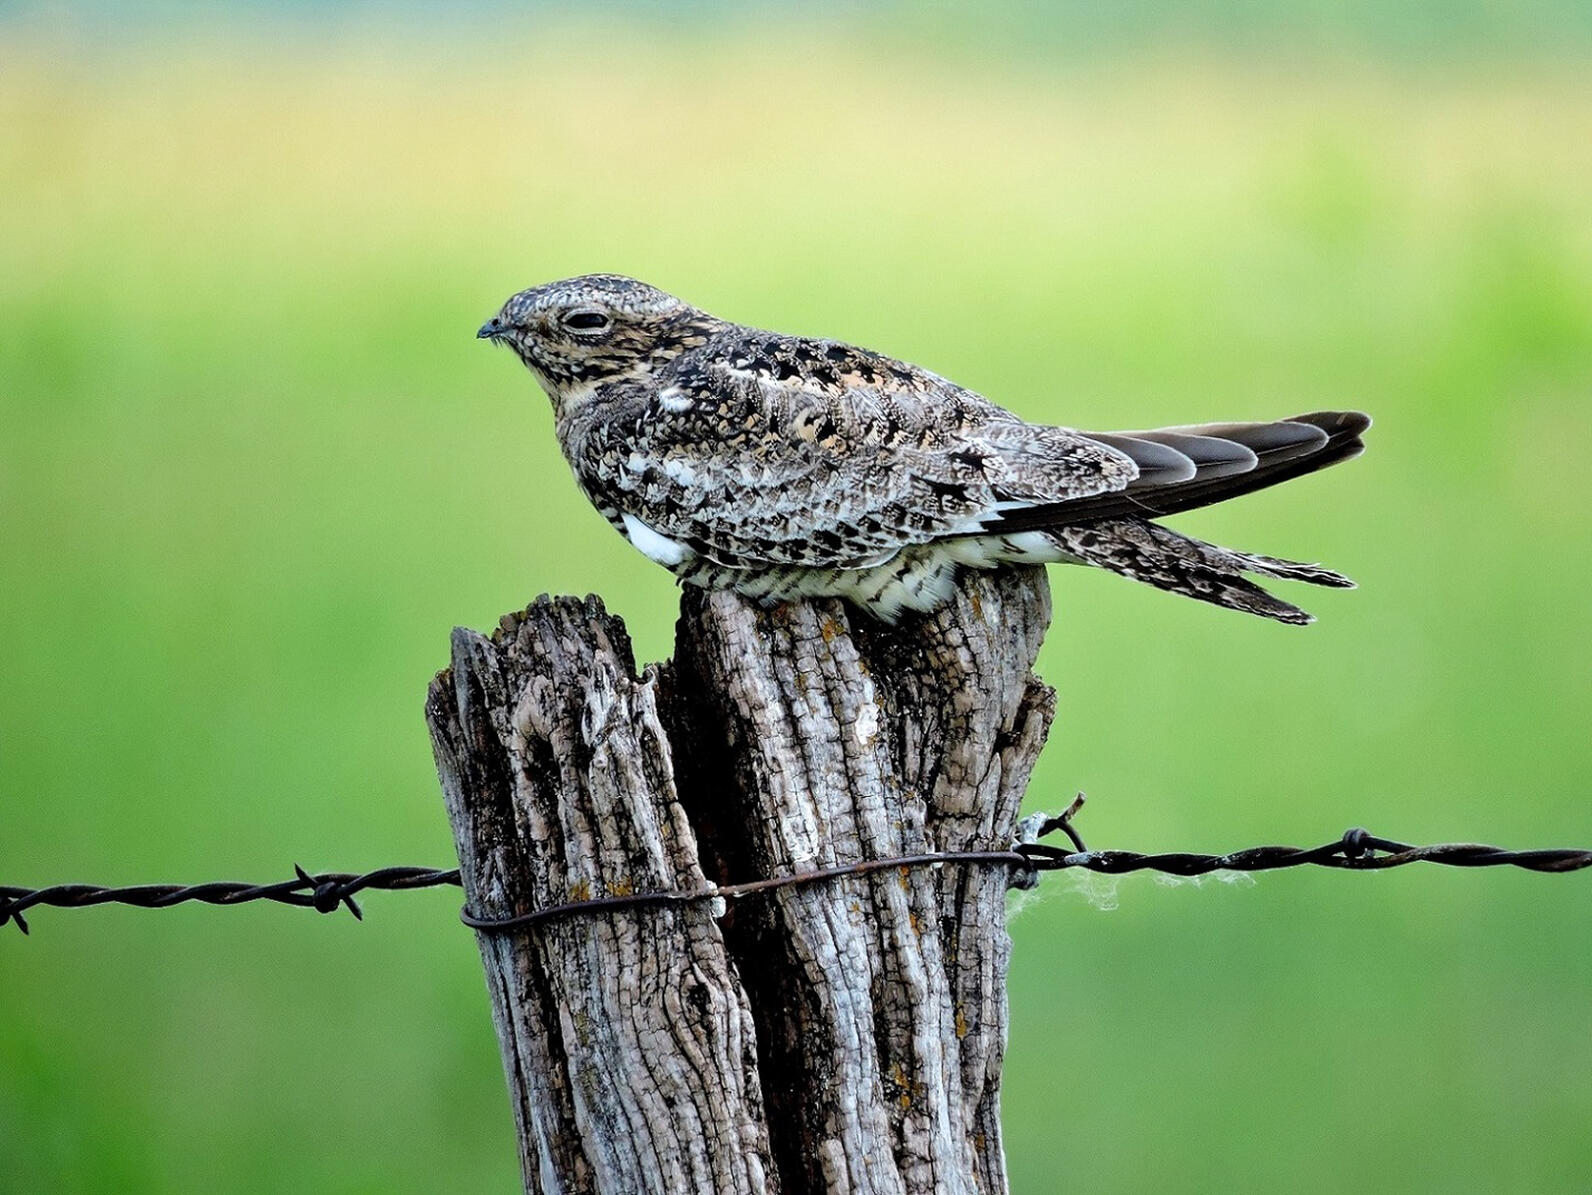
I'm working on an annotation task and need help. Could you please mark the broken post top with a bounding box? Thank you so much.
[427,566,1055,1195]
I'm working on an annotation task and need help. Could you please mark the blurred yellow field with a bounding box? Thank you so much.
[4,15,1592,1192]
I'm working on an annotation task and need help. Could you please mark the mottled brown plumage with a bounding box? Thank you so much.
[479,274,1369,623]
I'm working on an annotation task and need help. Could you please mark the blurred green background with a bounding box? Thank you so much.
[4,3,1592,1191]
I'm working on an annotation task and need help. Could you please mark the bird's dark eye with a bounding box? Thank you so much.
[562,310,611,331]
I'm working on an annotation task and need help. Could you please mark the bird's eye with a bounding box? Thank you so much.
[562,310,611,332]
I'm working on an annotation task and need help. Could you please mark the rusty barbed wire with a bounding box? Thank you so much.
[3,798,1589,934]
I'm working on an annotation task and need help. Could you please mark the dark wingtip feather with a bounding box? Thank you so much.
[1086,432,1199,484]
[1131,431,1260,479]
[987,409,1371,532]
[1285,409,1373,437]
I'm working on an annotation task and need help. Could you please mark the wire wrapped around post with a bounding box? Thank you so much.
[5,810,1590,936]
[427,569,1057,1195]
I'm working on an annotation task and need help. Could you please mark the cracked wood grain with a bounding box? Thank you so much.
[427,596,773,1194]
[427,568,1054,1194]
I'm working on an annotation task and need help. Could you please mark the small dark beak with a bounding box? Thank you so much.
[477,318,505,340]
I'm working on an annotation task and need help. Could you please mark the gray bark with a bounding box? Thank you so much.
[426,567,1055,1195]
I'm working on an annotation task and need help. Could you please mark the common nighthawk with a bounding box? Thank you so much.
[478,274,1369,624]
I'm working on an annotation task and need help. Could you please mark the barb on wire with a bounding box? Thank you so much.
[3,796,1588,935]
[0,866,461,935]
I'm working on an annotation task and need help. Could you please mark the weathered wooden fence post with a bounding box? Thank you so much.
[426,565,1055,1194]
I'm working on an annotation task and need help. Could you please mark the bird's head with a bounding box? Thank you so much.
[478,274,717,403]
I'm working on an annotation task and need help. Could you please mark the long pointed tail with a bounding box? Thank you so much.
[1040,518,1352,625]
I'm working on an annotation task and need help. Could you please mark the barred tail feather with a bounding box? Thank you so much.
[1231,550,1356,589]
[1037,519,1344,626]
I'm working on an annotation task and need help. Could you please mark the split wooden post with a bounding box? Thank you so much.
[426,567,1055,1195]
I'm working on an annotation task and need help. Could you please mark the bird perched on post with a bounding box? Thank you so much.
[478,274,1368,624]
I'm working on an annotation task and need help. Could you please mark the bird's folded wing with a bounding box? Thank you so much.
[622,350,1139,570]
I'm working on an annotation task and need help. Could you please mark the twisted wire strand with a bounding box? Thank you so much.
[4,815,1588,935]
[0,866,461,934]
